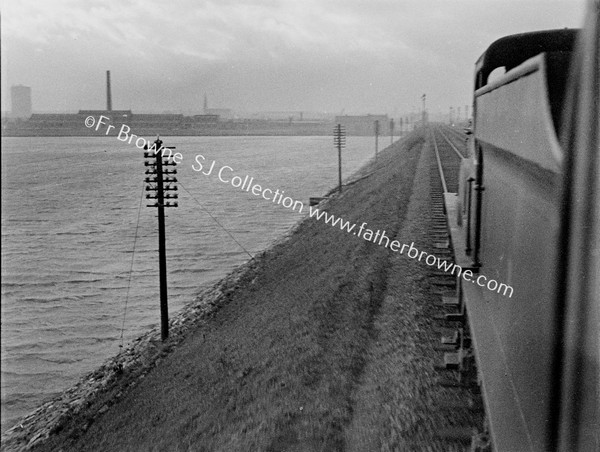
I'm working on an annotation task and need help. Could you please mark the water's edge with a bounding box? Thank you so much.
[1,237,276,450]
[0,164,370,451]
[0,139,382,451]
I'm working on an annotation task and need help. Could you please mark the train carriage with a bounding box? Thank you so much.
[451,3,599,450]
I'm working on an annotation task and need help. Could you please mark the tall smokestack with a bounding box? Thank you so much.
[106,70,112,112]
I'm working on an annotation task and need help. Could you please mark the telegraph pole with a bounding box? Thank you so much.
[374,120,380,160]
[334,124,346,193]
[390,118,394,145]
[144,138,178,341]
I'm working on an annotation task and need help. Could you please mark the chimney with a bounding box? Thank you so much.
[106,70,112,112]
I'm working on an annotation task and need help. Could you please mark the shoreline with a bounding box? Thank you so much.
[1,131,398,138]
[1,255,257,450]
[0,133,394,451]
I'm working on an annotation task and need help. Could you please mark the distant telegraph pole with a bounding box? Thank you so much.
[144,138,178,341]
[334,124,346,193]
[390,118,394,145]
[374,120,380,160]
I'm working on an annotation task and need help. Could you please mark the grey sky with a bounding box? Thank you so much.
[1,0,586,116]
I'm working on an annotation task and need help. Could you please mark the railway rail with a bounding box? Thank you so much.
[442,125,470,148]
[426,124,487,449]
[430,124,465,193]
[425,8,599,448]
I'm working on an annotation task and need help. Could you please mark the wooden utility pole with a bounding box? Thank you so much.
[374,120,380,160]
[334,124,346,193]
[390,118,394,145]
[144,138,178,341]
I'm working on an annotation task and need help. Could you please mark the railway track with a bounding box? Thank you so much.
[425,124,487,449]
[442,125,470,148]
[430,125,465,193]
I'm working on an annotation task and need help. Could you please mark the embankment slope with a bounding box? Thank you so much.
[25,129,454,451]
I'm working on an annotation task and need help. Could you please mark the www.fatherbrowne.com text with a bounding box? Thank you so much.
[193,152,513,299]
[306,206,514,298]
[85,114,514,298]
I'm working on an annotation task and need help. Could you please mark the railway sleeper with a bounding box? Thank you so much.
[433,427,476,445]
[442,295,459,307]
[441,329,460,346]
[440,326,471,351]
[428,232,449,239]
[434,299,460,311]
[432,278,456,287]
[429,271,455,278]
[433,295,466,322]
[438,397,484,413]
[430,227,449,233]
[442,348,476,383]
[470,430,492,452]
[445,301,466,322]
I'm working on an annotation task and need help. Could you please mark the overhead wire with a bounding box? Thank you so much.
[178,181,254,260]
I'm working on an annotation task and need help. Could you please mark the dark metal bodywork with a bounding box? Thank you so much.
[454,5,599,450]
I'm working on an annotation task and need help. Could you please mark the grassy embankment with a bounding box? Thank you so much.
[27,129,467,452]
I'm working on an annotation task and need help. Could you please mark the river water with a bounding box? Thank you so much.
[0,135,376,432]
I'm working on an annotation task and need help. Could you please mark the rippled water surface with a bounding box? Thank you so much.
[0,135,375,432]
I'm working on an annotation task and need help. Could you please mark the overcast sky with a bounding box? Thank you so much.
[1,0,587,117]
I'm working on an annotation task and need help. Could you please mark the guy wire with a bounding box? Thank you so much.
[119,180,145,349]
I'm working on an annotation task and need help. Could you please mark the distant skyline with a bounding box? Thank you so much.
[1,0,587,117]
